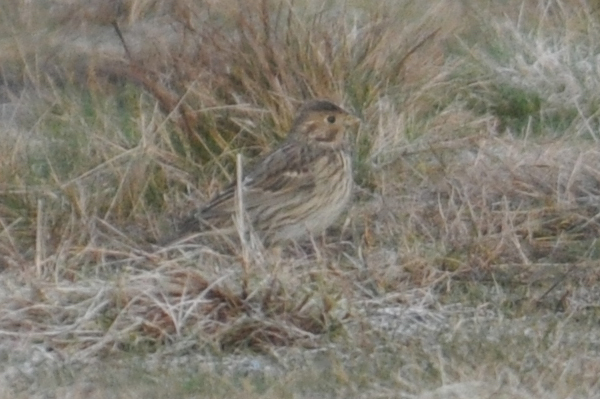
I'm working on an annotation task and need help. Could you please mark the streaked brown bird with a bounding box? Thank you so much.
[177,99,359,245]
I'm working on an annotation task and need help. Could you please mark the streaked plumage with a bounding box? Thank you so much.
[178,99,358,245]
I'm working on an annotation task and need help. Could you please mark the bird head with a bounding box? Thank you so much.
[288,100,360,149]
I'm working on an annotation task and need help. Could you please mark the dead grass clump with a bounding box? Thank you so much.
[0,255,349,359]
[17,0,462,152]
[453,1,600,139]
[371,130,600,277]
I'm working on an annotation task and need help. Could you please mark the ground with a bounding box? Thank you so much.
[0,0,599,397]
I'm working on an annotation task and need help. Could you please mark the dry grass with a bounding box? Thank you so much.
[1,0,600,397]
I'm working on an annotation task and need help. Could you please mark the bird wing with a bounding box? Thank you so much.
[200,141,318,218]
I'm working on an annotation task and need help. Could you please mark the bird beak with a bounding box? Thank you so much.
[344,113,361,127]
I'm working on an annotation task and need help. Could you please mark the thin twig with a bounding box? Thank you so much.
[112,21,132,60]
[35,199,45,278]
[236,153,250,297]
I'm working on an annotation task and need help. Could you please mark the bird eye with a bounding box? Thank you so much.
[326,115,336,124]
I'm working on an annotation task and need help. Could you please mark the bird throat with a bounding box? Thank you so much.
[314,127,342,146]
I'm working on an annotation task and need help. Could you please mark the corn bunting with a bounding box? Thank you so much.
[177,99,359,245]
